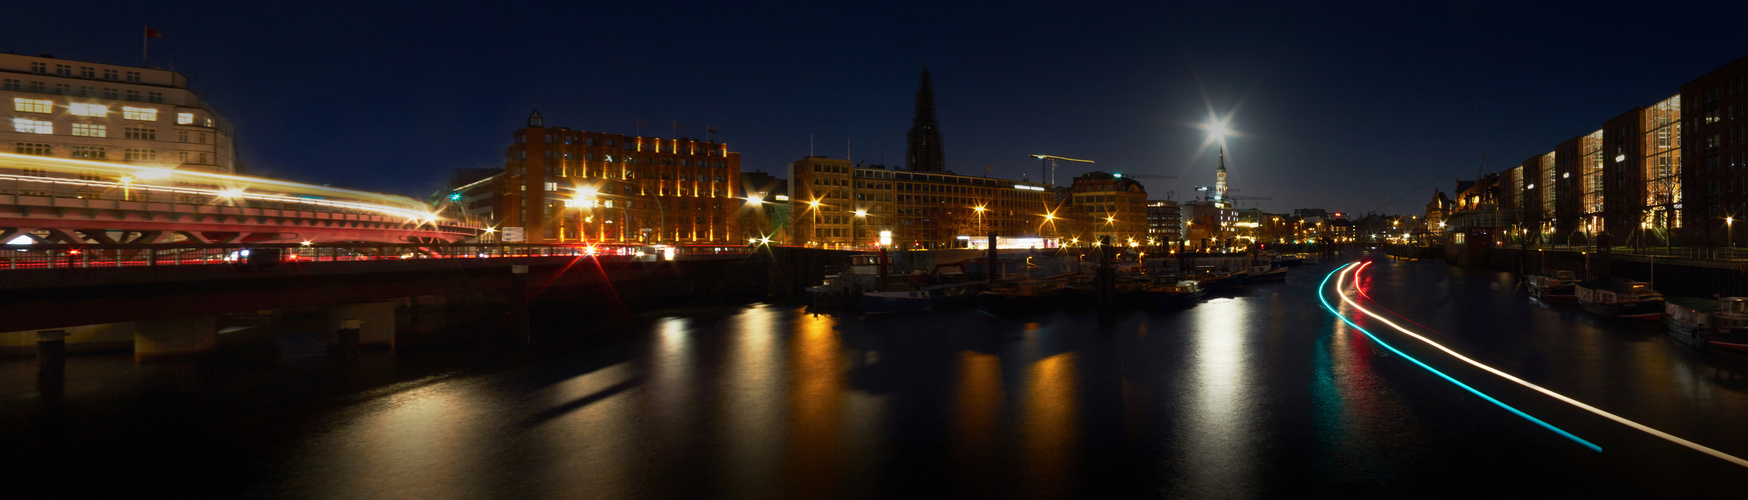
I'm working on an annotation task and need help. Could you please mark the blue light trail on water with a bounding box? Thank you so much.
[1317,263,1602,453]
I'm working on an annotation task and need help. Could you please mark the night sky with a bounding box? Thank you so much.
[6,2,1746,214]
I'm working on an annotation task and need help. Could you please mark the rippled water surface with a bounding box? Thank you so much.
[5,252,1747,497]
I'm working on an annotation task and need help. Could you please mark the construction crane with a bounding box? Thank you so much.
[1031,155,1093,186]
[1111,173,1179,180]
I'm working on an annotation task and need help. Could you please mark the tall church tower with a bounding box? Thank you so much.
[1214,146,1229,204]
[905,68,946,172]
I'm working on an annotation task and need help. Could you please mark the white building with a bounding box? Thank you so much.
[2,53,237,176]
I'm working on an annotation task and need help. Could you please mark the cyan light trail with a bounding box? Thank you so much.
[1317,262,1602,452]
[1335,261,1748,468]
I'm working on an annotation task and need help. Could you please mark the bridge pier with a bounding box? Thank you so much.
[327,302,397,351]
[134,316,218,363]
[36,329,68,396]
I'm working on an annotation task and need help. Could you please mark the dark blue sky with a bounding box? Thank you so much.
[6,2,1745,214]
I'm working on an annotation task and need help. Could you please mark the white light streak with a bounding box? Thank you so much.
[1338,262,1748,469]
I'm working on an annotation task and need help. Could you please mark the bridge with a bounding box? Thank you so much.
[0,152,483,245]
[0,242,844,362]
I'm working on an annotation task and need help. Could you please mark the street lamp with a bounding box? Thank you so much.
[1729,216,1735,255]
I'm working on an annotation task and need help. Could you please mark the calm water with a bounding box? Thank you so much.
[5,251,1748,498]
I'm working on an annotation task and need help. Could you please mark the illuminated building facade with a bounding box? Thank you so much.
[1482,55,1748,247]
[483,110,743,244]
[786,156,1055,249]
[1147,200,1182,241]
[1064,171,1147,244]
[1681,55,1748,245]
[2,53,238,177]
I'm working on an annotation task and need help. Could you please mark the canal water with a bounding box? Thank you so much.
[4,251,1747,497]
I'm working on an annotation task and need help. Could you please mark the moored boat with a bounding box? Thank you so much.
[861,281,986,314]
[1247,264,1287,283]
[1575,278,1664,321]
[1189,266,1246,292]
[1527,270,1579,302]
[1146,279,1207,307]
[1665,297,1748,352]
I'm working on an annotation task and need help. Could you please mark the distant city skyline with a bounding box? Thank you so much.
[4,3,1746,214]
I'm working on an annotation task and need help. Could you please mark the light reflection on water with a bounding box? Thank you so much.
[722,304,785,499]
[1179,297,1255,495]
[14,257,1748,497]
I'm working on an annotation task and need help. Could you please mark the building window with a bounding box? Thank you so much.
[125,71,142,82]
[55,64,71,76]
[13,98,52,113]
[123,106,158,121]
[147,92,163,103]
[77,85,94,97]
[13,118,52,134]
[125,125,156,140]
[177,112,194,125]
[205,118,213,127]
[30,62,46,73]
[197,152,207,164]
[52,83,70,95]
[79,66,95,78]
[70,103,108,117]
[178,151,189,164]
[16,143,52,156]
[102,68,118,80]
[124,148,156,161]
[70,146,106,159]
[71,123,107,137]
[2,79,19,90]
[544,182,557,191]
[125,90,140,101]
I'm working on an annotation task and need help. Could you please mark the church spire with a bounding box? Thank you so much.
[1215,146,1228,203]
[905,68,946,172]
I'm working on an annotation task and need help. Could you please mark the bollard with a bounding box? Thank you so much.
[37,329,68,396]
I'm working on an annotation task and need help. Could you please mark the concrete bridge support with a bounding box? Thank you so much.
[134,316,218,363]
[327,302,397,351]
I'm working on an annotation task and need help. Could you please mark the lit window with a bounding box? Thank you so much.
[204,118,213,127]
[124,148,156,161]
[72,123,107,137]
[123,107,158,121]
[70,103,108,117]
[177,112,194,125]
[15,143,52,156]
[13,118,52,134]
[13,98,52,113]
[125,125,156,140]
[70,146,106,159]
[544,182,558,192]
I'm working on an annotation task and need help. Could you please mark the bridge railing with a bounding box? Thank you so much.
[0,243,758,270]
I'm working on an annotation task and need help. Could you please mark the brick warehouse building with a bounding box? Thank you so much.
[1476,53,1748,248]
[786,156,1057,249]
[457,110,742,244]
